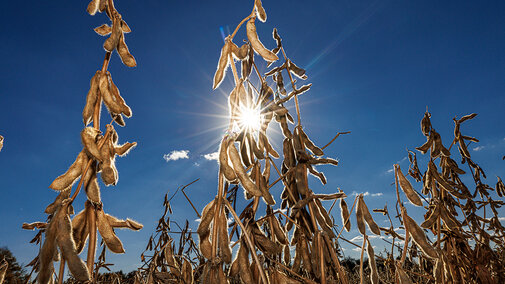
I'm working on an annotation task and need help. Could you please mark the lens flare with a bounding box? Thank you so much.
[238,105,261,132]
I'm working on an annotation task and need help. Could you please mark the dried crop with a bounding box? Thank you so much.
[22,0,141,282]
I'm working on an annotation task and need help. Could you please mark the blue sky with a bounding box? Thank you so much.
[1,0,505,274]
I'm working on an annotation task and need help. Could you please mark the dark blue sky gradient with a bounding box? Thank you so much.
[1,0,504,273]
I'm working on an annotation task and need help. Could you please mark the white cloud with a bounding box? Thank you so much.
[194,162,200,167]
[163,150,189,162]
[499,217,505,221]
[371,192,383,197]
[203,151,219,161]
[350,236,363,242]
[352,247,362,252]
[386,168,394,174]
[472,146,485,152]
[351,191,370,196]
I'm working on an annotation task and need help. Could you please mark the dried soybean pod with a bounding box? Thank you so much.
[37,210,58,284]
[83,71,100,126]
[117,32,137,67]
[295,164,308,196]
[87,0,100,15]
[82,127,103,162]
[359,195,381,235]
[100,72,123,116]
[254,0,267,22]
[246,18,279,62]
[181,258,193,284]
[259,173,275,205]
[397,165,423,206]
[421,111,431,136]
[96,206,125,253]
[72,204,90,254]
[283,138,296,168]
[283,244,291,265]
[213,39,232,89]
[271,215,288,245]
[287,59,307,80]
[45,188,71,214]
[367,238,379,284]
[340,198,351,232]
[241,42,254,79]
[238,240,254,284]
[109,73,132,117]
[253,225,282,255]
[200,235,212,260]
[56,201,90,281]
[0,135,3,152]
[240,140,251,168]
[395,262,414,284]
[82,162,101,204]
[218,210,232,264]
[231,41,249,60]
[355,196,366,235]
[94,24,112,36]
[219,136,237,182]
[197,200,216,238]
[300,128,323,156]
[402,208,438,259]
[420,205,440,229]
[104,13,121,52]
[228,143,263,197]
[299,235,313,274]
[49,150,87,191]
[229,254,240,277]
[416,131,434,154]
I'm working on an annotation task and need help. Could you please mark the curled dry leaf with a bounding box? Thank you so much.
[246,18,279,62]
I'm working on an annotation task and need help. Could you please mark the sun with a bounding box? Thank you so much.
[238,105,261,132]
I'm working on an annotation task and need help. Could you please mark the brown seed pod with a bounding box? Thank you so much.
[254,0,267,22]
[295,164,308,196]
[287,59,308,80]
[181,258,193,284]
[420,205,440,229]
[105,214,143,230]
[299,235,313,274]
[121,19,131,33]
[357,194,380,235]
[246,18,279,62]
[83,71,100,126]
[396,165,423,206]
[197,199,216,238]
[81,127,103,162]
[299,128,323,156]
[100,72,124,116]
[0,135,3,152]
[402,208,438,259]
[253,224,282,256]
[163,240,181,277]
[49,150,88,191]
[395,262,414,284]
[55,201,90,281]
[94,24,112,36]
[230,41,249,60]
[237,240,254,284]
[87,0,100,15]
[96,206,125,253]
[82,162,101,204]
[340,198,351,232]
[117,32,137,67]
[219,136,237,182]
[218,209,232,264]
[271,214,288,245]
[72,203,90,254]
[109,73,132,117]
[367,238,379,284]
[99,126,118,186]
[104,13,122,52]
[421,111,431,136]
[283,244,291,266]
[45,188,71,214]
[228,143,263,197]
[213,39,232,89]
[241,42,254,79]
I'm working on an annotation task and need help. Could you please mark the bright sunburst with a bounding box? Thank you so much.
[238,105,261,132]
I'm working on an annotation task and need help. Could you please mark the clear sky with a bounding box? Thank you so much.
[1,0,504,275]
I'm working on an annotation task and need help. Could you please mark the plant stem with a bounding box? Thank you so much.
[57,260,65,284]
[86,205,97,280]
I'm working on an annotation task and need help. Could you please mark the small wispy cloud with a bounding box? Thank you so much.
[499,217,505,222]
[472,146,485,152]
[371,192,383,197]
[386,168,394,174]
[203,151,219,161]
[163,150,189,162]
[351,191,370,196]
